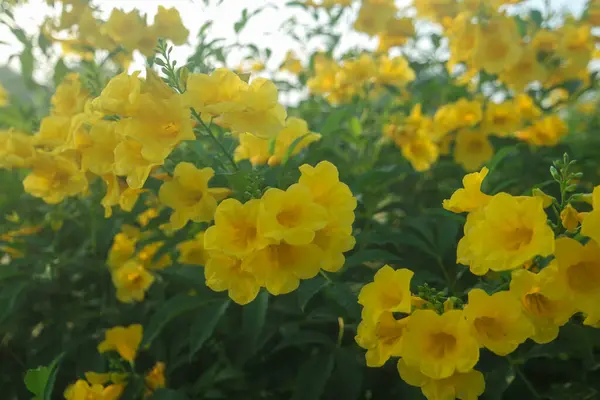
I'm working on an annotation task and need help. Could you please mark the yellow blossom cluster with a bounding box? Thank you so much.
[353,0,416,52]
[175,161,357,305]
[43,3,188,67]
[64,324,166,399]
[308,53,416,104]
[441,1,596,92]
[280,51,304,75]
[383,94,568,172]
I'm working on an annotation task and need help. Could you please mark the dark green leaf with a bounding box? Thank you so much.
[291,353,335,400]
[325,282,360,319]
[148,389,189,399]
[24,366,51,399]
[327,348,363,400]
[345,249,402,268]
[189,300,230,358]
[297,276,329,311]
[273,330,333,353]
[235,290,268,364]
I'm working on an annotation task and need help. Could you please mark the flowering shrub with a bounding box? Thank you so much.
[1,0,600,399]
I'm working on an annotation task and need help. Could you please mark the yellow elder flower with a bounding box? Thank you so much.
[111,260,155,303]
[80,120,119,176]
[463,289,533,356]
[92,71,142,116]
[457,193,554,275]
[560,203,580,232]
[23,152,88,204]
[114,138,161,189]
[546,237,600,325]
[515,94,542,121]
[483,101,521,137]
[107,227,140,269]
[177,232,209,266]
[0,130,35,169]
[398,359,485,400]
[145,361,166,393]
[353,0,397,36]
[401,134,440,172]
[500,46,547,92]
[580,186,600,244]
[516,115,568,146]
[510,268,575,344]
[153,6,189,45]
[184,69,247,115]
[158,162,230,230]
[35,115,71,149]
[312,223,356,272]
[205,252,260,305]
[376,55,416,88]
[103,9,145,51]
[0,83,7,107]
[258,184,328,245]
[205,199,270,258]
[453,99,483,129]
[401,309,479,380]
[97,324,143,363]
[51,73,88,117]
[557,24,594,70]
[63,380,124,400]
[472,16,522,75]
[453,129,494,172]
[358,265,414,324]
[377,17,415,51]
[219,78,287,138]
[281,51,303,75]
[100,174,145,218]
[137,241,172,271]
[355,312,409,367]
[243,241,323,295]
[413,0,458,22]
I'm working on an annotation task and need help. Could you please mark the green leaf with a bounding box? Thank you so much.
[43,354,65,400]
[189,300,230,359]
[291,353,335,400]
[273,330,333,353]
[235,290,268,364]
[325,282,360,319]
[320,109,350,135]
[297,276,329,311]
[327,348,363,400]
[530,10,543,27]
[282,133,313,164]
[53,59,70,87]
[148,389,189,399]
[345,249,402,268]
[25,366,51,399]
[143,294,213,347]
[0,280,28,325]
[19,47,34,85]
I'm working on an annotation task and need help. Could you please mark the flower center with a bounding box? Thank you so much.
[467,139,484,152]
[504,227,534,251]
[428,332,457,359]
[567,261,600,293]
[473,316,505,341]
[276,206,302,228]
[523,289,554,317]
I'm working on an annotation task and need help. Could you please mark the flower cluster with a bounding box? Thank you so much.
[383,94,568,172]
[43,4,188,67]
[176,161,357,305]
[64,324,166,399]
[308,53,415,104]
[353,0,416,52]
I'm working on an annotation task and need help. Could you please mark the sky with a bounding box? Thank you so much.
[0,0,590,87]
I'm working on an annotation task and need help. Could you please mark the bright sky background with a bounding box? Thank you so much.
[0,0,590,89]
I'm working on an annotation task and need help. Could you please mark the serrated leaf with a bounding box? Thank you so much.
[189,300,230,359]
[142,294,213,347]
[291,353,335,400]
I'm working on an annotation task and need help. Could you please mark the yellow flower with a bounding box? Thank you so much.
[453,129,494,172]
[184,69,247,116]
[413,0,458,22]
[312,222,356,272]
[23,152,88,204]
[242,241,323,295]
[532,188,555,208]
[103,9,145,51]
[84,372,111,385]
[219,78,287,139]
[114,138,160,189]
[401,309,479,380]
[35,115,71,149]
[51,73,88,117]
[546,237,600,325]
[500,46,547,91]
[107,228,140,269]
[510,268,575,344]
[355,312,409,367]
[581,186,600,244]
[557,24,594,70]
[472,16,522,75]
[433,104,460,139]
[258,184,328,245]
[398,359,485,400]
[463,289,533,356]
[0,83,7,107]
[111,260,155,303]
[205,252,260,304]
[353,0,397,36]
[92,71,142,116]
[63,380,124,400]
[80,120,119,176]
[153,6,189,45]
[376,55,416,87]
[137,241,172,271]
[158,162,230,230]
[560,203,580,232]
[145,361,166,393]
[483,101,521,137]
[454,99,483,129]
[515,94,542,120]
[358,265,414,324]
[516,115,568,146]
[457,193,555,275]
[233,133,270,165]
[377,17,415,51]
[177,232,209,266]
[401,133,439,172]
[0,130,35,169]
[123,95,194,162]
[281,51,303,75]
[205,199,270,258]
[97,324,143,363]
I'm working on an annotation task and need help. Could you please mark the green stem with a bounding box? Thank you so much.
[191,109,238,171]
